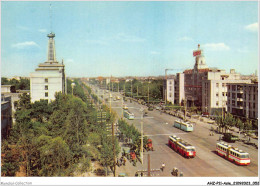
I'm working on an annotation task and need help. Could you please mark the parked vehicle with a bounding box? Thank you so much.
[174,120,194,132]
[222,133,239,143]
[216,142,250,165]
[123,104,128,110]
[168,135,196,158]
[124,110,134,120]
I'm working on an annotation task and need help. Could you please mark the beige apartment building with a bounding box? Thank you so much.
[227,82,258,119]
[201,70,250,115]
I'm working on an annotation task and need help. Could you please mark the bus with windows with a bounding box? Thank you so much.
[168,135,196,158]
[124,110,134,120]
[174,120,194,132]
[216,142,250,165]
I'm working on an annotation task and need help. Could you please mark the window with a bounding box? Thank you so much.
[45,85,48,90]
[216,93,219,97]
[45,92,48,97]
[222,92,225,96]
[216,101,219,106]
[45,78,48,83]
[216,83,219,87]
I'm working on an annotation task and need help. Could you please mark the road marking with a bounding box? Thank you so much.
[145,133,187,137]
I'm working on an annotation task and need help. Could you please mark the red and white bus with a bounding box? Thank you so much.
[168,135,196,158]
[216,142,250,165]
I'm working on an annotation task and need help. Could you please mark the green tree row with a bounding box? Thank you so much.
[105,79,164,103]
[2,79,120,177]
[1,77,30,91]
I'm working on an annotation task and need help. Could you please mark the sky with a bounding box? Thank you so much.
[1,1,259,78]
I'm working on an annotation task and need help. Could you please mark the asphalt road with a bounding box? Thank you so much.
[89,85,258,177]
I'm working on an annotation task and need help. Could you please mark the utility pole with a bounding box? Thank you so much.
[147,154,151,177]
[148,81,150,104]
[184,98,187,121]
[140,109,144,164]
[137,86,138,97]
[131,80,133,98]
[109,93,116,177]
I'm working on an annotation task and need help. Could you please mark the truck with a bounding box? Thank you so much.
[222,132,239,143]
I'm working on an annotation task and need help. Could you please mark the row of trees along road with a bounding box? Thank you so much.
[118,119,149,156]
[89,78,164,104]
[1,79,120,177]
[215,112,258,135]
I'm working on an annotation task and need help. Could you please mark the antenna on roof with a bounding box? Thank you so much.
[49,4,52,32]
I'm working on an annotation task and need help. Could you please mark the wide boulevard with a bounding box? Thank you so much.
[89,84,258,177]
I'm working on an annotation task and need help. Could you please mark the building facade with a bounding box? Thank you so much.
[168,44,254,115]
[227,82,258,119]
[30,32,66,102]
[174,73,185,105]
[202,70,250,115]
[1,95,12,139]
[166,77,175,104]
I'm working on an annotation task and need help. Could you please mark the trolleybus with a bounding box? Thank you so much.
[168,135,196,158]
[124,110,134,120]
[174,120,193,132]
[216,142,250,165]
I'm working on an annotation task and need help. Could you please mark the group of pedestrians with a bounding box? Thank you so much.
[117,156,126,167]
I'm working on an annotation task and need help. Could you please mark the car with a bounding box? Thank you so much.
[118,173,128,177]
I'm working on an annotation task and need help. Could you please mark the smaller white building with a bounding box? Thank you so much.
[166,77,175,104]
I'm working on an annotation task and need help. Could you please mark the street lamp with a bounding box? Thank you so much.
[71,82,75,95]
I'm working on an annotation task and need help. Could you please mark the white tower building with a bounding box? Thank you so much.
[30,32,66,102]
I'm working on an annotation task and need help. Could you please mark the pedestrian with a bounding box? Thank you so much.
[123,157,126,166]
[161,162,165,172]
[135,172,138,177]
[141,172,143,177]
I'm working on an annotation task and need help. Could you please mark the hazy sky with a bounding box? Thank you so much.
[1,1,259,77]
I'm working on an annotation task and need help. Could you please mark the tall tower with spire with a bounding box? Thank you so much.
[30,6,66,102]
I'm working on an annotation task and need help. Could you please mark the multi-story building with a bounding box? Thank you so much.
[167,44,254,115]
[201,70,250,115]
[166,76,175,104]
[30,32,66,102]
[184,44,209,107]
[174,73,185,105]
[227,82,258,119]
[1,95,12,139]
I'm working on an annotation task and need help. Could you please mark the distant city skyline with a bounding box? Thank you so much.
[1,1,259,78]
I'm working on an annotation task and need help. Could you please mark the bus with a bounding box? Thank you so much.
[174,120,193,132]
[168,135,196,158]
[124,110,134,120]
[216,142,250,165]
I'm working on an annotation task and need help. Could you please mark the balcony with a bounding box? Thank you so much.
[236,105,243,109]
[236,89,243,93]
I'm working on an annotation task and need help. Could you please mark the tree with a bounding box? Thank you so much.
[99,135,120,176]
[31,99,53,122]
[38,136,72,176]
[236,118,244,131]
[1,77,9,85]
[223,113,235,132]
[1,141,21,176]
